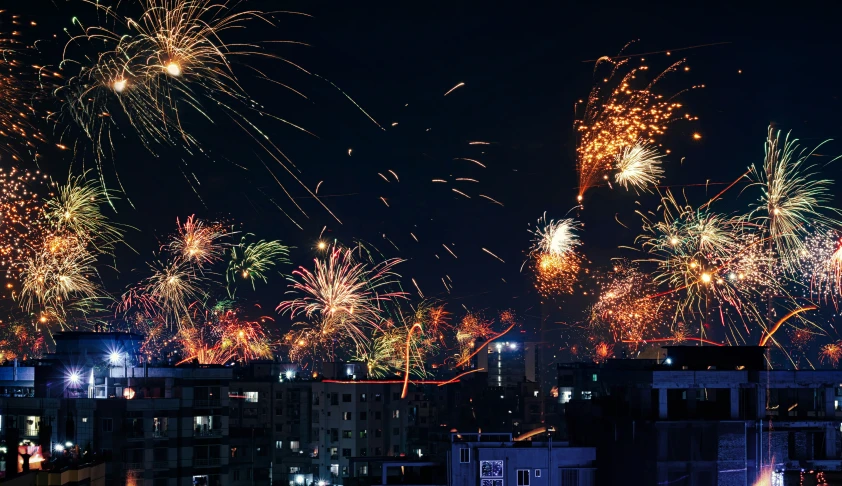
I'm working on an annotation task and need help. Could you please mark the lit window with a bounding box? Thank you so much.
[245,391,258,403]
[592,373,598,382]
[276,441,283,449]
[533,391,539,398]
[330,464,339,477]
[392,410,400,419]
[290,441,300,452]
[582,391,592,400]
[535,470,541,478]
[289,466,300,473]
[82,417,88,423]
[343,412,352,420]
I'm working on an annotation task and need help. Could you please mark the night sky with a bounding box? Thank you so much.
[11,2,842,348]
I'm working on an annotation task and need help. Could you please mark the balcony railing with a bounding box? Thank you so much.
[194,429,222,437]
[153,430,168,438]
[194,399,221,407]
[21,427,38,437]
[194,458,222,467]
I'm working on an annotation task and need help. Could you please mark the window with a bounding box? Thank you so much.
[342,430,352,439]
[342,448,351,457]
[342,466,349,477]
[459,448,470,463]
[275,441,283,449]
[289,466,300,473]
[393,427,399,436]
[343,412,352,420]
[533,390,540,397]
[360,448,367,457]
[276,391,283,399]
[245,391,259,403]
[290,441,300,452]
[359,412,367,420]
[592,373,598,382]
[375,429,382,438]
[330,429,338,441]
[392,410,400,418]
[375,394,382,402]
[330,464,339,478]
[359,430,367,439]
[342,394,352,403]
[360,393,367,402]
[535,470,542,478]
[82,417,88,423]
[375,447,382,456]
[102,418,113,432]
[153,417,168,437]
[314,395,320,406]
[375,412,382,420]
[582,391,592,400]
[331,394,338,406]
[275,407,283,416]
[330,447,338,459]
[517,469,530,486]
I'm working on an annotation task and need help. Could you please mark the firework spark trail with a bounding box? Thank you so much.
[575,51,695,200]
[455,319,517,367]
[58,0,339,220]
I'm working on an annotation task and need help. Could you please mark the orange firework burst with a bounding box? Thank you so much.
[168,215,228,267]
[593,341,613,363]
[575,49,696,200]
[533,252,582,297]
[590,262,669,343]
[820,342,842,366]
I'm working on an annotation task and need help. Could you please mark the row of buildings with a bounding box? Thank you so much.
[0,333,575,486]
[6,331,842,485]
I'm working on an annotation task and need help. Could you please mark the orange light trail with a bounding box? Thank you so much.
[401,323,423,399]
[322,379,456,385]
[759,306,817,347]
[456,321,517,367]
[622,337,723,346]
[437,368,484,386]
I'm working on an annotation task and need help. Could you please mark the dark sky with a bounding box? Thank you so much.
[12,2,842,341]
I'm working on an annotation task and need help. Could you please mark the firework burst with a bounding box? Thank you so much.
[169,215,227,267]
[614,142,665,193]
[227,236,290,293]
[278,246,406,331]
[575,50,695,200]
[747,128,839,271]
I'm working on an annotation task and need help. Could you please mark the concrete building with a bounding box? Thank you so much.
[0,332,233,486]
[561,346,842,485]
[478,342,537,388]
[448,432,596,486]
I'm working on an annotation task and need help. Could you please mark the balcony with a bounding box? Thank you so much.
[153,430,169,439]
[194,429,222,438]
[194,399,222,407]
[194,458,222,467]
